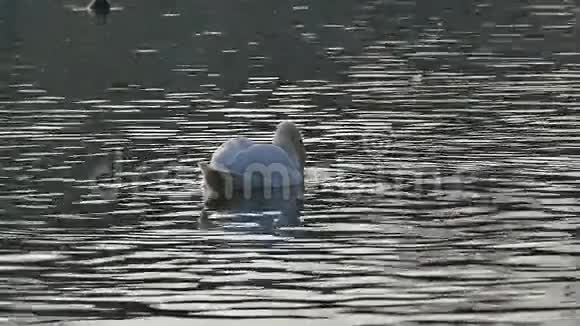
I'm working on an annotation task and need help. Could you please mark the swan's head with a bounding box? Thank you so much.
[273,121,306,170]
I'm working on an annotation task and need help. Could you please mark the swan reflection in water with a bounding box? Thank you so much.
[200,186,304,233]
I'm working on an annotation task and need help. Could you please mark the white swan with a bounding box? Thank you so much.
[199,121,306,199]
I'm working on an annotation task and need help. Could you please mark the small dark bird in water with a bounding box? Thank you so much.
[88,0,111,13]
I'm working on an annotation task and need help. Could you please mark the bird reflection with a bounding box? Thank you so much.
[88,0,111,14]
[87,0,111,24]
[66,0,123,24]
[200,186,304,233]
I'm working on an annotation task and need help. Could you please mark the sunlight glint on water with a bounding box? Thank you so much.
[0,0,579,325]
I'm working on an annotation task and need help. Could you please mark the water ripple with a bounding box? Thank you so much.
[0,0,579,325]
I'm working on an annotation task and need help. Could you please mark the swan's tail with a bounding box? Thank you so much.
[198,162,234,199]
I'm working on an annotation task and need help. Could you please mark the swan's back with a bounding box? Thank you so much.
[207,137,302,190]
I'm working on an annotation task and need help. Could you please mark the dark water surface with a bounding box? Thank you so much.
[0,0,579,325]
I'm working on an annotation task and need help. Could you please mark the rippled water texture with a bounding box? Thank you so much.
[0,0,579,325]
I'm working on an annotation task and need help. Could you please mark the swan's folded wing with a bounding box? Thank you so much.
[224,144,303,187]
[210,136,255,168]
[228,144,298,172]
